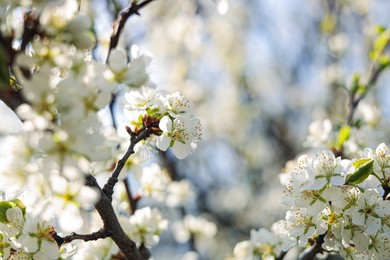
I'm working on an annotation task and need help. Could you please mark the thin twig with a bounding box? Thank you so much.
[347,45,389,126]
[102,125,160,201]
[106,0,158,62]
[124,178,139,215]
[62,229,108,243]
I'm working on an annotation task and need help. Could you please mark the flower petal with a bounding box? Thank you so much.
[156,136,170,151]
[172,142,191,159]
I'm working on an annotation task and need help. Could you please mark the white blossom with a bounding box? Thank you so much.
[172,215,217,243]
[123,207,167,247]
[157,115,202,159]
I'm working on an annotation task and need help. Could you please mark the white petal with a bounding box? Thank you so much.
[352,212,365,226]
[59,205,83,232]
[366,216,381,235]
[289,227,304,237]
[353,232,369,251]
[108,49,127,73]
[156,136,170,151]
[77,187,100,208]
[330,175,345,186]
[159,116,172,132]
[172,142,191,159]
[307,178,327,190]
[41,240,60,259]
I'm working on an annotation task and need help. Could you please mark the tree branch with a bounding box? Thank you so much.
[299,234,325,260]
[61,229,109,243]
[124,178,140,215]
[102,125,159,201]
[106,0,158,129]
[54,175,145,259]
[347,45,389,126]
[86,175,145,260]
[106,0,158,62]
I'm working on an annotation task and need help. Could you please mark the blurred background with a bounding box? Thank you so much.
[93,0,390,258]
[2,0,390,259]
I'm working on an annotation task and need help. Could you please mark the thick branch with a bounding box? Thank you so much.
[86,175,144,260]
[55,175,144,259]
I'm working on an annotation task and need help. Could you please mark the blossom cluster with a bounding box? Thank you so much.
[0,0,205,258]
[232,143,390,260]
[281,145,390,256]
[132,163,196,207]
[232,222,285,260]
[122,85,203,159]
[120,207,168,247]
[0,199,75,259]
[172,215,217,244]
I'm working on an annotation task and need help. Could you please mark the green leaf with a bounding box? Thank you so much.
[370,29,390,61]
[346,159,374,185]
[376,25,386,34]
[320,13,336,34]
[337,125,351,147]
[10,199,26,215]
[353,158,372,168]
[0,201,14,224]
[351,74,360,93]
[379,55,390,68]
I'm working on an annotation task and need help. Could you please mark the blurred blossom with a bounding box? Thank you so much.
[216,0,229,15]
[303,119,333,148]
[123,207,167,247]
[135,163,170,201]
[166,180,195,208]
[2,0,390,259]
[328,33,349,55]
[172,215,217,243]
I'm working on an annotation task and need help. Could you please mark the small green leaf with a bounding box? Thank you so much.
[337,125,351,147]
[379,55,390,68]
[0,201,14,224]
[351,74,360,93]
[321,13,336,34]
[356,84,367,95]
[346,159,374,185]
[353,158,372,168]
[370,29,390,61]
[376,25,386,34]
[10,199,26,215]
